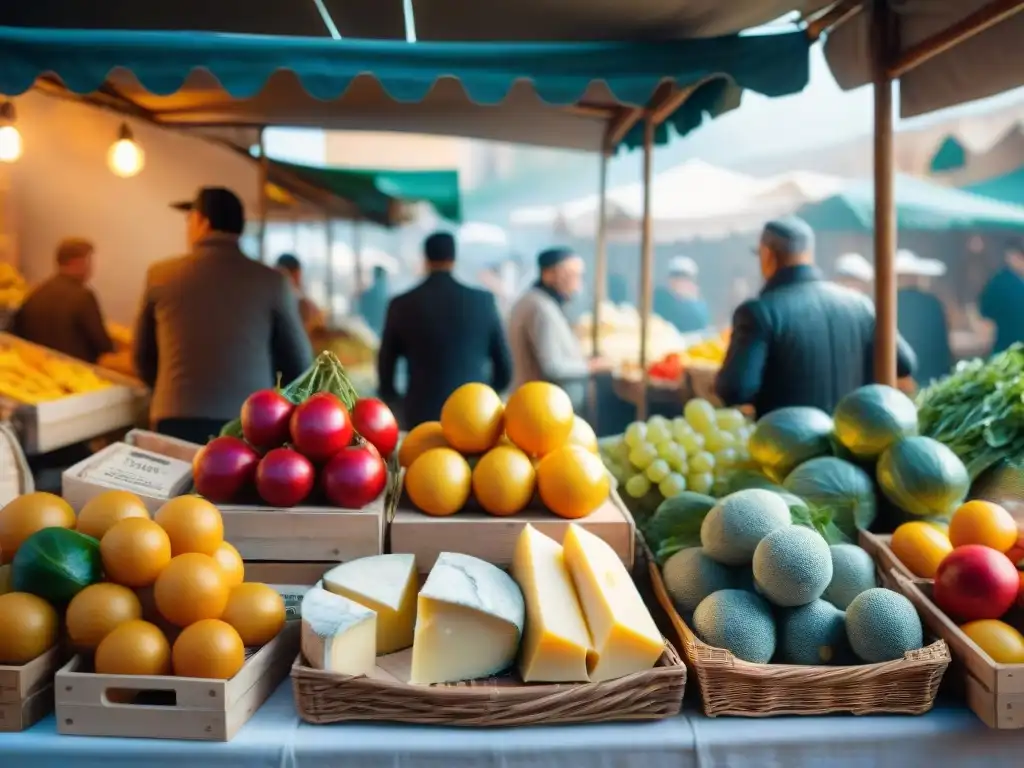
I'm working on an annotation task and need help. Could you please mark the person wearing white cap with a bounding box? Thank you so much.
[716,217,917,416]
[833,253,874,294]
[896,249,952,385]
[653,255,710,334]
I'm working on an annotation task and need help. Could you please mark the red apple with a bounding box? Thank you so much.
[290,393,354,463]
[241,389,294,450]
[322,443,387,509]
[351,398,399,459]
[193,436,259,502]
[256,448,315,508]
[934,544,1019,621]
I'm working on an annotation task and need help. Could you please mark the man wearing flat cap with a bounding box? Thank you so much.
[715,217,917,416]
[653,255,710,334]
[377,231,512,428]
[133,187,313,443]
[508,247,611,412]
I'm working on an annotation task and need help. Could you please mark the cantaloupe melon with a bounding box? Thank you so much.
[662,547,740,613]
[700,489,791,566]
[779,599,849,665]
[752,525,833,608]
[822,544,877,610]
[693,589,776,664]
[845,588,923,663]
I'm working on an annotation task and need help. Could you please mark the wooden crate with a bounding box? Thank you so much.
[0,333,146,455]
[390,490,635,572]
[0,646,63,732]
[894,572,1024,729]
[54,623,298,741]
[220,492,386,562]
[125,429,202,463]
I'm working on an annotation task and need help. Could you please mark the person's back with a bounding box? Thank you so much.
[656,256,710,334]
[135,188,312,440]
[378,232,511,428]
[897,287,952,385]
[13,238,113,364]
[980,243,1024,354]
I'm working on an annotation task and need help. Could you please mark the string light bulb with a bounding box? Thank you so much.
[107,123,145,178]
[0,102,23,163]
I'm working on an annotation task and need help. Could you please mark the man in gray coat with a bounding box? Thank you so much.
[134,187,313,443]
[508,248,610,411]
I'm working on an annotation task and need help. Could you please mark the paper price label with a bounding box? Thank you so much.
[79,444,192,498]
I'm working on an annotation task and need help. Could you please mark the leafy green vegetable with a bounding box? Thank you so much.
[917,344,1024,480]
[645,492,716,561]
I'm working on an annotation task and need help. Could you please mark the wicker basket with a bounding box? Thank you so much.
[647,546,950,717]
[292,643,686,727]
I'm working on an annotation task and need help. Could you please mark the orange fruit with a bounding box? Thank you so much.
[94,619,171,676]
[221,583,286,646]
[398,421,449,468]
[172,619,245,679]
[504,382,574,457]
[0,492,75,562]
[949,500,1018,553]
[566,416,599,453]
[212,542,245,588]
[472,446,536,516]
[890,521,953,578]
[66,582,143,650]
[154,496,224,556]
[536,445,609,519]
[101,517,172,587]
[405,448,472,516]
[961,619,1024,663]
[77,490,149,540]
[154,553,230,628]
[439,383,504,454]
[0,592,58,664]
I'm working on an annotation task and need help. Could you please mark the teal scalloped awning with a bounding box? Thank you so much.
[929,136,968,174]
[963,166,1024,207]
[275,161,461,222]
[797,175,1024,232]
[0,26,810,151]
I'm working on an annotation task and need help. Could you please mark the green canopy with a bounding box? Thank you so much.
[0,25,810,151]
[963,166,1024,207]
[274,161,460,223]
[797,175,1024,232]
[929,136,968,174]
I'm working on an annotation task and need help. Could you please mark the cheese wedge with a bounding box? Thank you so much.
[563,524,663,682]
[323,554,418,654]
[300,586,377,676]
[410,552,525,685]
[511,524,593,682]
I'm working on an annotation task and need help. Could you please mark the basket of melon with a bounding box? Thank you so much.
[0,490,298,741]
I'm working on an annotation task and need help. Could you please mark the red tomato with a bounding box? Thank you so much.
[351,398,399,458]
[241,390,294,450]
[289,393,354,463]
[193,437,259,502]
[322,444,387,509]
[255,448,315,508]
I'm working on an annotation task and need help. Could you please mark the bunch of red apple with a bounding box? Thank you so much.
[193,390,398,509]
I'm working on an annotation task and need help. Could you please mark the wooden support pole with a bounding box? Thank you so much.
[872,0,898,386]
[257,128,269,263]
[588,150,610,428]
[636,116,655,420]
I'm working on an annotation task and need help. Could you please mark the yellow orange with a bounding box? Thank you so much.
[504,382,574,457]
[0,492,75,561]
[154,553,230,628]
[471,446,536,517]
[398,421,449,468]
[101,517,172,588]
[961,619,1024,663]
[212,542,245,588]
[536,445,610,520]
[0,592,58,664]
[566,416,599,453]
[405,448,472,517]
[220,583,286,646]
[890,521,953,579]
[154,495,224,556]
[949,500,1018,553]
[94,620,171,676]
[66,582,143,650]
[439,383,504,454]
[172,619,245,679]
[76,490,150,540]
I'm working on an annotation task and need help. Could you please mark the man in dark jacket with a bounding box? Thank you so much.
[378,232,512,428]
[979,238,1024,355]
[13,237,114,363]
[715,217,917,416]
[653,256,710,334]
[895,250,952,386]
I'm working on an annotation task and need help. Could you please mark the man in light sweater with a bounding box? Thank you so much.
[508,248,611,411]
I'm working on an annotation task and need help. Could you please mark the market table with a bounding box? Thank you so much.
[3,682,1024,768]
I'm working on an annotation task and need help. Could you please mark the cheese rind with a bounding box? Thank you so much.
[410,552,525,685]
[563,524,663,682]
[300,586,377,676]
[512,524,592,682]
[323,554,418,654]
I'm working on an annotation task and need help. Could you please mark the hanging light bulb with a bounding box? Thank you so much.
[107,123,145,178]
[0,102,23,163]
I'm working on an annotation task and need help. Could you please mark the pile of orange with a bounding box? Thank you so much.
[68,491,284,679]
[401,382,608,520]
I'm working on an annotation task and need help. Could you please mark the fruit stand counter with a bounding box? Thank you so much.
[2,682,1023,768]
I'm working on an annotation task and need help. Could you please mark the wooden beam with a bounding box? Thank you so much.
[889,0,1024,78]
[603,106,644,155]
[806,0,865,41]
[636,116,655,421]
